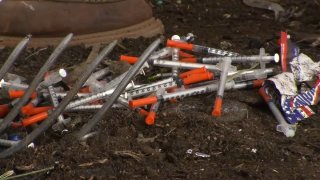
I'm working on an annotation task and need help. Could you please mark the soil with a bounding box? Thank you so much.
[1,0,320,179]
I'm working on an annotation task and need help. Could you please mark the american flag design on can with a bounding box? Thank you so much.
[281,80,320,124]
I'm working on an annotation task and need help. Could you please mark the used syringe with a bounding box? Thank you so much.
[167,39,240,57]
[212,57,231,117]
[259,87,296,137]
[150,59,234,72]
[180,53,279,64]
[129,79,264,108]
[127,70,213,98]
[145,88,166,125]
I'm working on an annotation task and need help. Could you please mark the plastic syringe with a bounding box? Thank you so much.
[151,59,226,72]
[145,88,166,125]
[167,39,240,57]
[212,57,231,117]
[259,87,296,137]
[126,70,213,98]
[181,53,279,64]
[129,79,264,108]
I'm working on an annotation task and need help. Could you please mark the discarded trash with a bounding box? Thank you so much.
[0,31,317,158]
[167,39,240,56]
[0,36,118,158]
[145,88,165,125]
[290,53,320,82]
[259,32,320,137]
[212,57,232,117]
[75,38,162,140]
[251,148,258,153]
[259,86,297,137]
[280,31,299,72]
[186,149,211,158]
[129,80,263,108]
[243,0,285,20]
[180,50,278,65]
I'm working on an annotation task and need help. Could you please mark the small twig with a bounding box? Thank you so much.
[303,141,320,150]
[116,41,127,50]
[113,151,142,162]
[137,134,158,143]
[1,166,54,180]
[78,158,108,167]
[164,127,176,137]
[25,47,47,60]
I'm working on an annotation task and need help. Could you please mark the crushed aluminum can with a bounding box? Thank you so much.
[268,72,298,96]
[290,53,320,82]
[281,95,314,124]
[280,80,320,124]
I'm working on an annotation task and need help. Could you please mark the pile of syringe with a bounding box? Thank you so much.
[0,33,280,158]
[124,34,278,124]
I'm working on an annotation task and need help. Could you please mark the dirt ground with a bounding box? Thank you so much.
[1,0,320,179]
